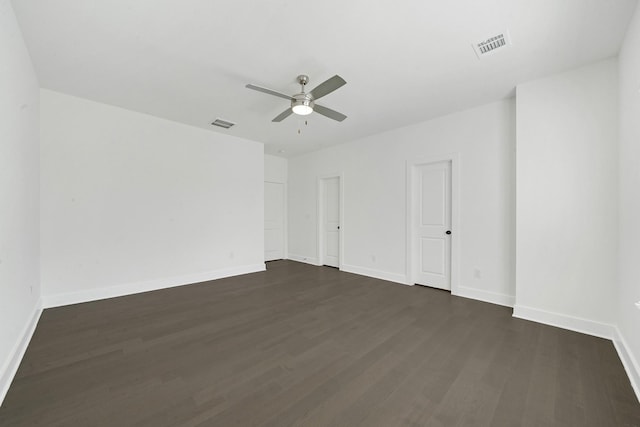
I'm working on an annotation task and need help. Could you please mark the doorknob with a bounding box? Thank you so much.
[445,230,451,235]
[337,226,340,230]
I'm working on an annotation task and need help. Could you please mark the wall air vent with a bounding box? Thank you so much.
[211,118,236,129]
[472,31,511,58]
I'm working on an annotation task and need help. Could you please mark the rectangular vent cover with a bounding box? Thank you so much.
[211,118,236,129]
[472,31,511,58]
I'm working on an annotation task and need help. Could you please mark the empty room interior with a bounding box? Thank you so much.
[2,0,640,425]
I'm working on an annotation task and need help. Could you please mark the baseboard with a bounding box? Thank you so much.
[340,264,408,285]
[456,286,515,308]
[0,301,42,407]
[512,304,615,340]
[613,327,640,403]
[286,253,320,266]
[42,263,266,308]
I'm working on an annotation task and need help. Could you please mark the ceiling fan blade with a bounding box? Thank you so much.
[272,108,294,122]
[309,75,346,100]
[314,104,347,122]
[246,84,293,101]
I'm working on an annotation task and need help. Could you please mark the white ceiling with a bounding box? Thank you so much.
[12,0,638,158]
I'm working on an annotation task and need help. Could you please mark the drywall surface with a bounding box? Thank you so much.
[288,99,515,304]
[618,4,640,395]
[515,59,618,331]
[40,90,264,303]
[0,0,41,402]
[265,154,287,183]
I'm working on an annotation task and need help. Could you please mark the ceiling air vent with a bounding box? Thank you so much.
[211,118,236,129]
[472,31,511,58]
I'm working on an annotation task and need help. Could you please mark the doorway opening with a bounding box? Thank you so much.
[264,181,286,262]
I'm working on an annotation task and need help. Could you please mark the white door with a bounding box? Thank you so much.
[264,182,284,261]
[413,161,451,290]
[324,177,340,267]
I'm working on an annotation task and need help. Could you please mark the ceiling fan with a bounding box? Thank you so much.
[246,74,347,122]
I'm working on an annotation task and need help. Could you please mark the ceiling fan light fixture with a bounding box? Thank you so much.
[292,104,313,115]
[291,96,314,116]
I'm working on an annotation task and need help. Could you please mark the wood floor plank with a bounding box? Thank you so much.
[1,260,638,426]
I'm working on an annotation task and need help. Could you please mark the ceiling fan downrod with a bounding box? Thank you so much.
[297,75,309,92]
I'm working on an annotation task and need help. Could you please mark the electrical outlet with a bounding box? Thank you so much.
[635,301,640,310]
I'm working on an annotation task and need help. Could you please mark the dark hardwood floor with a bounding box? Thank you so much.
[1,260,638,426]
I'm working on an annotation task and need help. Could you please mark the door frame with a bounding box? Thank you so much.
[406,154,460,295]
[264,180,288,261]
[317,173,344,269]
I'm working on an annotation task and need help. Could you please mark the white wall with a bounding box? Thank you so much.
[515,59,619,337]
[288,99,516,306]
[0,0,41,403]
[617,4,640,397]
[40,90,264,306]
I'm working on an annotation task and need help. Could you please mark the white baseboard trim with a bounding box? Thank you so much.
[512,304,615,340]
[613,327,640,403]
[287,254,320,266]
[1,301,42,407]
[340,264,408,285]
[456,286,515,308]
[42,263,266,308]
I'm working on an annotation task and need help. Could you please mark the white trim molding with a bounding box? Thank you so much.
[42,263,266,308]
[0,301,42,406]
[341,264,408,285]
[456,286,515,308]
[613,327,640,403]
[286,254,320,266]
[512,304,615,340]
